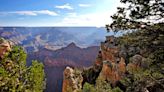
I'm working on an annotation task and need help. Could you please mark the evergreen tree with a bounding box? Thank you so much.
[105,0,164,92]
[0,46,45,92]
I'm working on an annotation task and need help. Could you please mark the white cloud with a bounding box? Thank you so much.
[54,1,121,27]
[55,12,112,27]
[55,3,73,10]
[12,11,37,16]
[78,4,91,7]
[34,10,58,16]
[0,10,58,16]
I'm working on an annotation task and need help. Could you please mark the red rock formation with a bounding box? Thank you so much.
[62,36,126,92]
[62,36,144,92]
[0,38,12,59]
[95,51,103,67]
[99,36,126,85]
[62,67,83,92]
[62,36,151,92]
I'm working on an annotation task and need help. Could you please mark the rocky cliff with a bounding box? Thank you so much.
[62,35,162,92]
[62,36,126,92]
[99,36,126,86]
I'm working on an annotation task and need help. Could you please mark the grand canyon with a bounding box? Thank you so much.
[0,27,107,92]
[0,0,163,92]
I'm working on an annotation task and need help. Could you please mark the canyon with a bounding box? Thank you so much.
[62,35,164,92]
[0,27,104,92]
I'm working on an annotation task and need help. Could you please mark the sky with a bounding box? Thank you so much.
[0,0,121,27]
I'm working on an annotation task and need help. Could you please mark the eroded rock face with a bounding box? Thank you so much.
[99,36,126,85]
[62,36,149,91]
[62,67,83,92]
[0,38,12,59]
[62,36,126,91]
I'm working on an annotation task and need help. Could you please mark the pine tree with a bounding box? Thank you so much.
[0,46,45,92]
[105,0,164,92]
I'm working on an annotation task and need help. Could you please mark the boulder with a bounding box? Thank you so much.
[0,38,12,59]
[127,54,148,73]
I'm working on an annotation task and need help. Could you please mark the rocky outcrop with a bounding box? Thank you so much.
[62,36,150,92]
[99,36,126,85]
[127,54,148,73]
[62,67,83,92]
[62,36,126,91]
[0,38,12,59]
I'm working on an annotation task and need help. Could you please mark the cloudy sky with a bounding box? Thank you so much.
[0,0,121,27]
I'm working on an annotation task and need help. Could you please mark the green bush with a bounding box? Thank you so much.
[82,83,96,92]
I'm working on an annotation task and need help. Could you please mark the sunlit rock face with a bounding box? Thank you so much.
[99,36,126,85]
[62,67,83,92]
[0,38,12,59]
[62,36,153,92]
[62,36,127,92]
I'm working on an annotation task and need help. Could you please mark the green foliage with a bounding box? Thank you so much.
[118,30,164,91]
[0,38,5,43]
[120,65,164,92]
[82,67,100,84]
[105,0,164,92]
[0,46,45,92]
[95,77,112,92]
[106,0,164,32]
[82,83,96,92]
[81,77,124,92]
[112,87,123,92]
[28,60,45,92]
